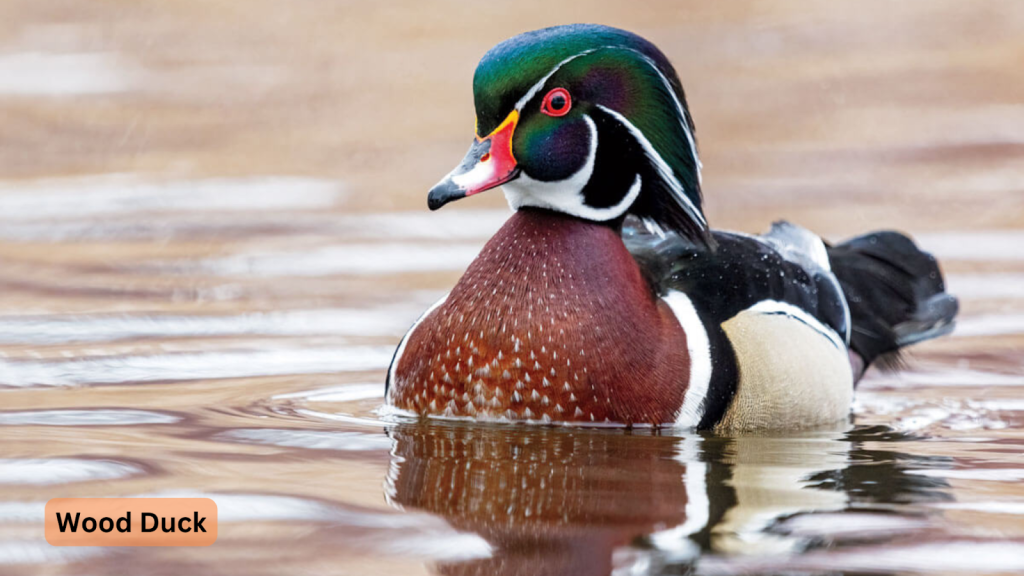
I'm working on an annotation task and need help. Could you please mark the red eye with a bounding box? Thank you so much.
[541,88,571,117]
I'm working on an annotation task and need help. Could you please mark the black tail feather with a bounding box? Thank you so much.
[827,231,958,375]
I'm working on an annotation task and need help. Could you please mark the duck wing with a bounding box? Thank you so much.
[625,219,849,343]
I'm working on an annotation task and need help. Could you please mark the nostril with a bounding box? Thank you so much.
[480,153,491,163]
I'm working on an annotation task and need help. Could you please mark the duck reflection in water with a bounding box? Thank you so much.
[383,423,951,575]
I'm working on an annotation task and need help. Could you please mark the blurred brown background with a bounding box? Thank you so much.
[1,0,1020,233]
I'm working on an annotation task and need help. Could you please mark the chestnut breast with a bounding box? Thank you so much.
[389,208,690,425]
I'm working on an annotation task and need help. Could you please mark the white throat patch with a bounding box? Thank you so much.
[502,114,643,221]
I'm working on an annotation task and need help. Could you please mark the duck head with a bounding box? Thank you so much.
[428,24,708,242]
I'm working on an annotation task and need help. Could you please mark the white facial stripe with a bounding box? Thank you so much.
[502,115,641,221]
[500,46,705,227]
[500,112,595,214]
[663,291,712,428]
[513,49,598,112]
[596,104,707,228]
[507,45,701,188]
[386,293,448,404]
[602,174,642,219]
[512,45,703,185]
[622,48,702,184]
[744,300,846,350]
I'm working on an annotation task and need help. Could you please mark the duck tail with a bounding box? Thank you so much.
[826,231,958,378]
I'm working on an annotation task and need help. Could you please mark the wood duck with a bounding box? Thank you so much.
[385,24,958,431]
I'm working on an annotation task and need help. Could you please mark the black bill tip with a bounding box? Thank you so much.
[427,179,466,211]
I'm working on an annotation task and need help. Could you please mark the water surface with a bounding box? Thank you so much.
[1,1,1023,574]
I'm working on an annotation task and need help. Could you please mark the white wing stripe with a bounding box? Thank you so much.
[745,300,846,350]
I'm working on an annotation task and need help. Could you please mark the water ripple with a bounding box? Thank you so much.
[0,541,105,566]
[0,409,179,426]
[0,175,344,219]
[219,428,393,451]
[0,346,394,388]
[273,383,383,403]
[0,458,142,485]
[0,52,129,96]
[181,243,483,277]
[0,306,425,345]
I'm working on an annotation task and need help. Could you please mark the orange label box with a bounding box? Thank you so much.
[45,498,218,547]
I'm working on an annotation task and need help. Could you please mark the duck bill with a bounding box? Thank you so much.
[427,111,520,210]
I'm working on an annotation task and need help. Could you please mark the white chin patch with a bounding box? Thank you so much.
[502,114,641,222]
